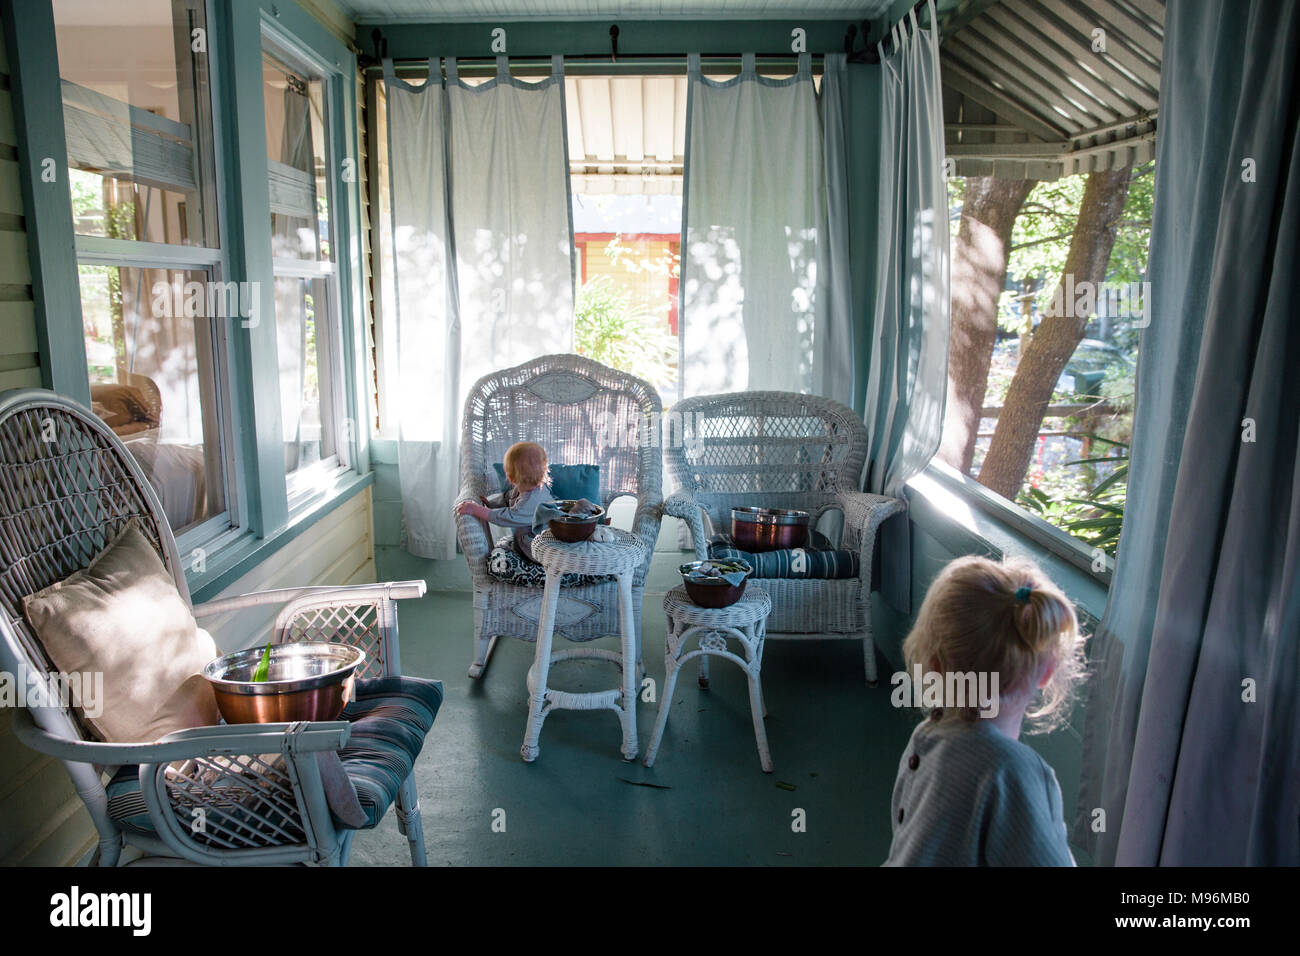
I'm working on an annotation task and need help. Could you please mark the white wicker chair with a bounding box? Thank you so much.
[661,391,905,684]
[455,354,663,679]
[0,389,438,866]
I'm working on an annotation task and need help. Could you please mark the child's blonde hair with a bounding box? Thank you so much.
[504,441,549,489]
[902,555,1086,733]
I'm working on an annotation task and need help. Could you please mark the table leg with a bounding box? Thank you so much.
[521,570,562,762]
[617,571,639,761]
[644,632,683,767]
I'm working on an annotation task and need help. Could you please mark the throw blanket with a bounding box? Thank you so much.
[707,533,860,580]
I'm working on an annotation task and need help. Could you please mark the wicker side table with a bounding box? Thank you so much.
[522,528,649,762]
[645,585,774,773]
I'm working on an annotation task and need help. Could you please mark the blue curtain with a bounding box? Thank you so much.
[864,0,950,612]
[1077,0,1300,865]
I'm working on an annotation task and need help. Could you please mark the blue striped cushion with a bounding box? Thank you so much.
[106,676,443,835]
[708,534,860,580]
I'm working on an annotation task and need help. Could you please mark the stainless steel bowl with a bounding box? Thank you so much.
[731,507,810,552]
[202,642,365,724]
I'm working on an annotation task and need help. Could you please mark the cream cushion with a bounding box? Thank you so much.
[22,519,220,742]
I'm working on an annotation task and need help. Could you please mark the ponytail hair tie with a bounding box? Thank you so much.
[1015,585,1033,603]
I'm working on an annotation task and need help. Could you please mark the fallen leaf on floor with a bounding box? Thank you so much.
[775,781,797,791]
[618,777,672,790]
[776,851,793,857]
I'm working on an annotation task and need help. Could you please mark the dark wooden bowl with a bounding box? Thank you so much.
[680,560,752,608]
[547,501,606,543]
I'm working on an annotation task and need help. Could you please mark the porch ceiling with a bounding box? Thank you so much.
[341,1,895,24]
[567,74,688,195]
[942,0,1163,180]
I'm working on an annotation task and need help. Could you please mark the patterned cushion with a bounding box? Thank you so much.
[487,534,615,588]
[105,675,443,835]
[708,534,860,580]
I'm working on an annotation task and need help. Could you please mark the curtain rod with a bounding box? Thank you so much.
[358,1,933,71]
[361,53,828,75]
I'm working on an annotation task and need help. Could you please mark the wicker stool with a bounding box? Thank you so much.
[522,528,649,762]
[645,585,774,773]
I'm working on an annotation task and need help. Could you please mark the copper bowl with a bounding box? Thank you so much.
[547,500,606,543]
[680,560,753,609]
[731,507,810,552]
[202,642,365,724]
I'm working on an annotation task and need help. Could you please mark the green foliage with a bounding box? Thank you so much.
[1018,438,1129,557]
[574,275,677,388]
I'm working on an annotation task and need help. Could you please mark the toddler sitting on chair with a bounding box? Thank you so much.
[456,441,551,563]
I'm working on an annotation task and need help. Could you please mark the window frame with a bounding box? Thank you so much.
[260,34,354,512]
[54,0,247,559]
[10,0,372,599]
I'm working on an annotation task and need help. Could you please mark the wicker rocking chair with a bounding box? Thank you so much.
[0,389,440,866]
[661,391,905,684]
[455,354,663,679]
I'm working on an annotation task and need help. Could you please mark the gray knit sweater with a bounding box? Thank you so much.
[884,715,1076,866]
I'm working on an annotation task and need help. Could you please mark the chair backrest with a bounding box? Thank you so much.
[664,391,869,529]
[460,353,663,509]
[0,389,184,718]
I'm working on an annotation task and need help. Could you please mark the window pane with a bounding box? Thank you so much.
[275,276,335,475]
[264,54,331,261]
[54,0,219,248]
[81,265,228,534]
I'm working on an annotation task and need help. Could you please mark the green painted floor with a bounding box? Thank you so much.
[349,555,920,866]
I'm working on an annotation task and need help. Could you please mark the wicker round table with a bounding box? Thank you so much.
[522,527,649,763]
[645,585,774,773]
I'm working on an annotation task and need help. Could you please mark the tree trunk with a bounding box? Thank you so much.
[977,167,1134,501]
[937,176,1036,474]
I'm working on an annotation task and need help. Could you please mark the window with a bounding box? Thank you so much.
[939,165,1153,569]
[54,0,237,543]
[263,44,349,509]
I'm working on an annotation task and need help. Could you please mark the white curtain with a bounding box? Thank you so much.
[385,56,573,559]
[863,0,950,612]
[679,52,853,403]
[864,0,950,498]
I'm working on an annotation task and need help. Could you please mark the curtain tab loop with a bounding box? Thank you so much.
[446,57,459,82]
[551,53,564,77]
[741,52,756,74]
[382,57,396,83]
[687,52,701,75]
[797,52,811,77]
[496,55,509,78]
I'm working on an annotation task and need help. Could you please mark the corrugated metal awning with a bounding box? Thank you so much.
[566,75,687,195]
[941,0,1163,180]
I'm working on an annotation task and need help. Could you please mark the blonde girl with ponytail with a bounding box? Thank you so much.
[884,555,1087,866]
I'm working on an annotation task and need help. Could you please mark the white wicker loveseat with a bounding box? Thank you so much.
[454,354,663,679]
[662,391,905,684]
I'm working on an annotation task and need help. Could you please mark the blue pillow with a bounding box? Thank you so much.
[492,462,600,503]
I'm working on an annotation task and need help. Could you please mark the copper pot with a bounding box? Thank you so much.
[203,642,365,724]
[731,507,810,552]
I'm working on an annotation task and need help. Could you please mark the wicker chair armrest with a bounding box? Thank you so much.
[454,481,494,574]
[193,581,426,619]
[9,706,350,765]
[837,491,907,580]
[662,490,708,560]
